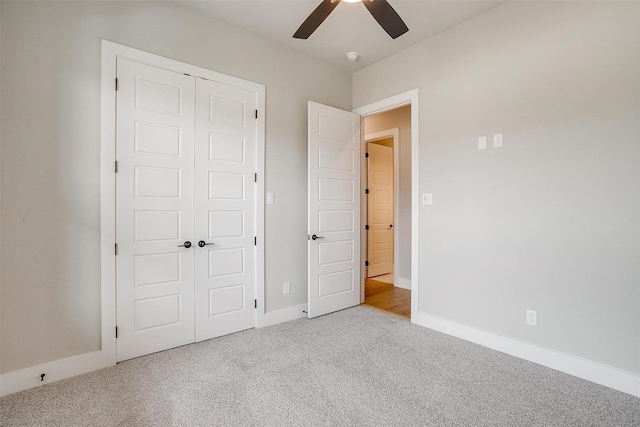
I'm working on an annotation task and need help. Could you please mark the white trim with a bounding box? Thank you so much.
[100,40,118,370]
[365,128,401,289]
[353,89,419,316]
[0,351,112,397]
[412,311,640,398]
[395,276,411,290]
[259,303,308,328]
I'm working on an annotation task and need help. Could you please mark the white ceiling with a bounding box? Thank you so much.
[176,0,506,73]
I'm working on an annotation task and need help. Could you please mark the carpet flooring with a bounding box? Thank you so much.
[1,306,638,426]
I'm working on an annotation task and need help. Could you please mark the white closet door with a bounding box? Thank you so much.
[116,58,196,362]
[194,78,257,341]
[367,142,394,277]
[307,102,361,318]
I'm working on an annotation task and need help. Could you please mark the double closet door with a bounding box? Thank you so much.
[115,58,257,362]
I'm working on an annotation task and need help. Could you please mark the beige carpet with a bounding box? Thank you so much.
[1,306,638,426]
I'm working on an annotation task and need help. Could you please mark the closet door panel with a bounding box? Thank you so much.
[194,79,257,341]
[115,58,196,362]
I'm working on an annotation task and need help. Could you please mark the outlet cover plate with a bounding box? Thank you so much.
[526,309,537,326]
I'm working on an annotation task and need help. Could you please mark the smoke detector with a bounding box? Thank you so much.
[346,52,359,62]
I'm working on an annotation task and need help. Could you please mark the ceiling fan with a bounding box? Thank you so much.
[293,0,409,40]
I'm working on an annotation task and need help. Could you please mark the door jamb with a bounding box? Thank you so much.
[364,129,400,286]
[353,89,419,322]
[100,40,266,365]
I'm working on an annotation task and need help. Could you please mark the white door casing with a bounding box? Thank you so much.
[308,102,361,318]
[115,58,196,361]
[366,142,394,277]
[194,78,257,341]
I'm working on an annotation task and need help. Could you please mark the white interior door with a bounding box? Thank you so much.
[194,78,257,341]
[308,102,361,318]
[116,58,196,361]
[366,142,394,277]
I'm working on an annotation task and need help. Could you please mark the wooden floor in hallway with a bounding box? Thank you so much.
[363,277,411,319]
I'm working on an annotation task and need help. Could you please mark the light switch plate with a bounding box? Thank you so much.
[266,193,274,205]
[422,193,433,205]
[493,133,503,148]
[478,136,487,150]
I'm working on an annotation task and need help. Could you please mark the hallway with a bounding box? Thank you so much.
[363,278,410,319]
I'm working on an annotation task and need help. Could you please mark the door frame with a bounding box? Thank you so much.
[364,129,400,286]
[100,40,266,364]
[353,89,419,321]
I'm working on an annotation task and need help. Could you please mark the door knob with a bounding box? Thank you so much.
[178,241,192,248]
[198,240,215,247]
[311,234,325,240]
[390,224,393,228]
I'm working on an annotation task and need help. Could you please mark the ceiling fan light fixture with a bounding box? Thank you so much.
[342,0,361,3]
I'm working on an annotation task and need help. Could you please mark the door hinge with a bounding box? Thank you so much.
[115,78,119,91]
[365,224,369,230]
[115,243,118,255]
[365,261,370,267]
[115,326,119,338]
[255,110,258,119]
[365,152,370,158]
[365,189,370,194]
[254,236,257,246]
[254,173,257,183]
[254,299,257,309]
[115,160,118,173]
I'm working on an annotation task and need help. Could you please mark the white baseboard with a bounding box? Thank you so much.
[0,350,113,398]
[412,311,640,398]
[258,303,308,328]
[394,276,411,290]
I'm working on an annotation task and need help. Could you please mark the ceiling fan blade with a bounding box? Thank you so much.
[362,0,409,39]
[293,0,342,39]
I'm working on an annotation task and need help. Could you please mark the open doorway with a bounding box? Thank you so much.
[306,90,418,322]
[361,105,411,319]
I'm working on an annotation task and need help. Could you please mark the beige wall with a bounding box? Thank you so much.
[0,1,351,373]
[354,1,640,374]
[364,106,411,283]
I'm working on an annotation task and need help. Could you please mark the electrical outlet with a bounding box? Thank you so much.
[526,310,537,326]
[283,282,290,295]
